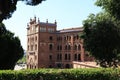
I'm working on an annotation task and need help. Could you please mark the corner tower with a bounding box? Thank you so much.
[26,17,57,69]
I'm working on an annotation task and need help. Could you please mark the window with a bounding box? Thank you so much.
[35,44,37,50]
[77,35,79,39]
[64,36,67,41]
[31,45,33,51]
[74,45,77,50]
[57,53,62,61]
[28,45,29,50]
[78,54,81,60]
[35,26,38,32]
[48,28,54,32]
[68,54,71,60]
[35,36,37,41]
[49,36,53,40]
[74,54,77,61]
[68,36,71,41]
[57,45,59,50]
[78,45,81,50]
[49,55,52,60]
[60,45,62,50]
[60,54,62,60]
[65,45,67,50]
[40,27,46,32]
[49,44,53,50]
[65,54,67,60]
[68,45,71,50]
[57,54,59,60]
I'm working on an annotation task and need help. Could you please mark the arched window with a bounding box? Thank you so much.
[65,45,67,50]
[35,36,37,41]
[60,54,62,60]
[57,45,59,50]
[49,55,52,60]
[77,35,79,39]
[74,54,77,61]
[68,54,71,60]
[35,44,37,50]
[65,54,67,60]
[49,36,53,40]
[28,45,29,50]
[60,45,62,50]
[64,36,66,41]
[78,44,81,50]
[49,44,53,50]
[74,45,77,50]
[68,45,71,50]
[78,54,81,60]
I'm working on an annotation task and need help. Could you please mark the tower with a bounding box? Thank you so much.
[26,17,57,68]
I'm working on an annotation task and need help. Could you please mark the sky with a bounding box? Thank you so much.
[3,0,101,50]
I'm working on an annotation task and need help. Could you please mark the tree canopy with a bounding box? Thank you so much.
[0,0,45,22]
[82,13,120,67]
[95,0,120,20]
[0,23,24,69]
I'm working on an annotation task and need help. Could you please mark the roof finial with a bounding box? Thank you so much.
[34,15,36,19]
[30,18,32,22]
[27,23,29,27]
[46,19,48,23]
[38,18,40,23]
[55,20,57,24]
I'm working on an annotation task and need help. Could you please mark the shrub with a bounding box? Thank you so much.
[0,68,119,80]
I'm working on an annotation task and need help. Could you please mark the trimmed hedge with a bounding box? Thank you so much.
[0,68,119,80]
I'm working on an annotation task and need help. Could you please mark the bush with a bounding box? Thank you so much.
[0,68,119,80]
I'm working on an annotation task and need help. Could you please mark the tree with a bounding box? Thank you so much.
[0,0,45,70]
[0,0,45,22]
[95,0,120,20]
[0,23,24,69]
[82,12,120,67]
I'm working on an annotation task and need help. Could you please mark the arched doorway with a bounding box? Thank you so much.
[65,64,70,68]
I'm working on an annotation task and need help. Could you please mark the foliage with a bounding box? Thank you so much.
[0,68,119,80]
[0,0,45,22]
[17,55,26,64]
[0,23,24,70]
[95,0,120,20]
[82,12,120,67]
[0,0,44,70]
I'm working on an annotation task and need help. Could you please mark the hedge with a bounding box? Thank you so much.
[0,68,119,80]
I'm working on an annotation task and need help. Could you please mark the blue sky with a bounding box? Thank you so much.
[3,0,101,50]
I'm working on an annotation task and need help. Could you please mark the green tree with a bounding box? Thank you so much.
[0,0,45,70]
[0,0,45,22]
[95,0,120,19]
[0,23,24,69]
[17,54,26,64]
[82,12,120,67]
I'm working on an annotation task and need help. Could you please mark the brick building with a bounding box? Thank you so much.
[26,17,94,69]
